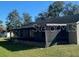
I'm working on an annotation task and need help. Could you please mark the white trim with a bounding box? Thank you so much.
[46,24,67,26]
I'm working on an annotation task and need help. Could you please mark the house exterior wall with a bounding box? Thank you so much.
[13,28,45,42]
[67,24,77,44]
[69,31,77,44]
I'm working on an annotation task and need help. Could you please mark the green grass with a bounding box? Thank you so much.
[0,38,79,57]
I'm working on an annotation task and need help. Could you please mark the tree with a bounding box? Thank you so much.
[0,20,3,29]
[0,20,3,26]
[35,1,64,22]
[6,10,22,30]
[48,1,64,18]
[35,12,48,22]
[23,13,31,25]
[63,2,79,16]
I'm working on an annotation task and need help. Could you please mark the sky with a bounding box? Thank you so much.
[0,1,52,25]
[0,1,79,26]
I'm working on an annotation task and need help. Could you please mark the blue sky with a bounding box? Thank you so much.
[0,1,79,25]
[0,1,52,25]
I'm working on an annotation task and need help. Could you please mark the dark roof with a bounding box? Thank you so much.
[12,14,79,30]
[21,14,79,28]
[22,22,42,29]
[12,22,37,30]
[46,14,79,24]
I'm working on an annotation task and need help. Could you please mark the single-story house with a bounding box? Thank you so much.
[9,14,79,47]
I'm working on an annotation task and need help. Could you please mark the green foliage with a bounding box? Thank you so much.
[35,1,64,22]
[63,2,79,16]
[48,1,64,18]
[35,12,48,22]
[23,13,32,25]
[0,20,3,28]
[35,1,79,22]
[6,10,22,30]
[0,20,3,25]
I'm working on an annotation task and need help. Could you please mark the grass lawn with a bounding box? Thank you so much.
[0,38,79,57]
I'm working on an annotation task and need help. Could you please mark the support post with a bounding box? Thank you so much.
[45,30,48,48]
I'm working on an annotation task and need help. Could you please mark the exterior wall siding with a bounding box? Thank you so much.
[13,28,45,42]
[67,24,77,44]
[69,31,77,44]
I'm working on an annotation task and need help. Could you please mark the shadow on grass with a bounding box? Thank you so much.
[0,40,44,52]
